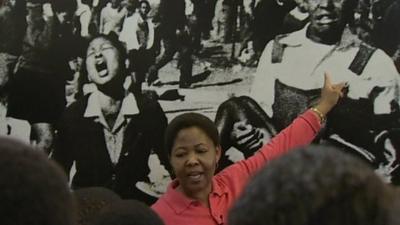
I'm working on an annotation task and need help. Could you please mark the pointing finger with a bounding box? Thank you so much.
[324,72,332,88]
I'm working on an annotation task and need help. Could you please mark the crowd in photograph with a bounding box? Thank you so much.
[0,0,400,224]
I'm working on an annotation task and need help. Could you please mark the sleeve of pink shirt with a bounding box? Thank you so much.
[215,109,321,195]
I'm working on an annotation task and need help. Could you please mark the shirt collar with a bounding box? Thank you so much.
[120,92,140,116]
[210,178,227,197]
[84,90,139,130]
[281,24,361,51]
[278,26,307,46]
[163,177,227,214]
[163,180,194,214]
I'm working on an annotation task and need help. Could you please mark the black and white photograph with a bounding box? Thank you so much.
[0,0,400,223]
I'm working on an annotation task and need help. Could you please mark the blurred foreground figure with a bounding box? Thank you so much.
[229,145,400,225]
[0,137,76,225]
[74,187,121,225]
[93,200,165,225]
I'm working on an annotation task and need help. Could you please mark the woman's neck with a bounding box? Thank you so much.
[97,91,123,129]
[177,184,212,208]
[97,91,122,115]
[140,13,147,20]
[307,28,342,45]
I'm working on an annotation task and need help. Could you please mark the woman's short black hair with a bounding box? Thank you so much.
[164,112,220,157]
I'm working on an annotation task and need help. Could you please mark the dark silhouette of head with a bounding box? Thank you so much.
[73,187,121,225]
[0,137,76,225]
[229,144,400,225]
[92,200,165,225]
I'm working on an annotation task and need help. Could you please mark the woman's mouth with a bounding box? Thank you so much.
[95,60,108,77]
[187,172,203,182]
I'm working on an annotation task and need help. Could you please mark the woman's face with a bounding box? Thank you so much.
[170,127,221,196]
[124,0,137,12]
[111,0,120,8]
[306,0,348,37]
[139,2,150,16]
[86,37,121,85]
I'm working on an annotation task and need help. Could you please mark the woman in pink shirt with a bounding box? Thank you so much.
[152,73,345,225]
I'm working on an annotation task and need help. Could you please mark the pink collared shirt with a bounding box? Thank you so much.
[152,110,321,225]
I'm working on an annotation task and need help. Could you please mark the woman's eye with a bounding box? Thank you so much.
[87,51,95,57]
[175,152,186,158]
[101,45,114,51]
[197,149,208,154]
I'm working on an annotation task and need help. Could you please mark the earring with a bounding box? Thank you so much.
[276,0,284,6]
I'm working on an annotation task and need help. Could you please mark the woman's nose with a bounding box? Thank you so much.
[94,50,102,57]
[186,152,199,166]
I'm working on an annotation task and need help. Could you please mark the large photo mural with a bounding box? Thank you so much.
[0,0,399,205]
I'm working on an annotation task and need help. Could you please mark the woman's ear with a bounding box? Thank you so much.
[215,145,222,165]
[168,155,176,179]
